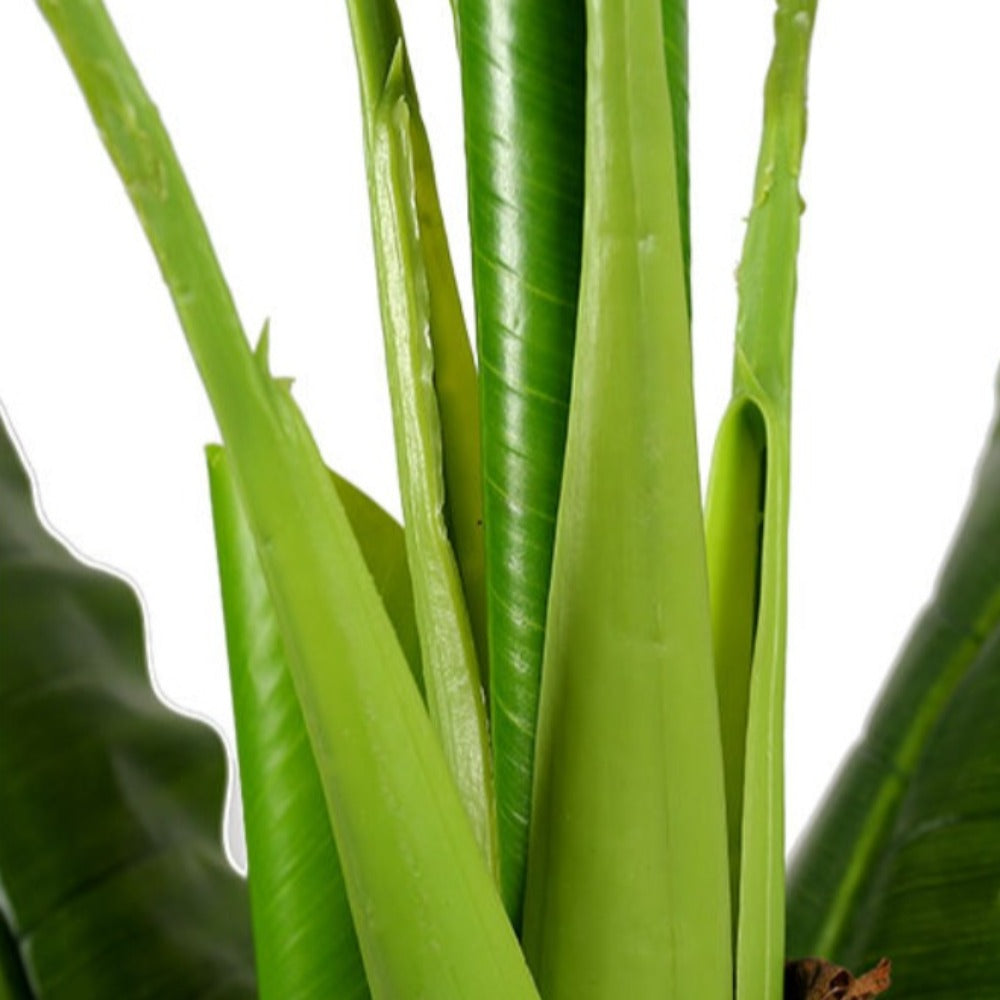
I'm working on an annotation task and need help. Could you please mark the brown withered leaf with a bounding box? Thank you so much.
[784,957,891,1000]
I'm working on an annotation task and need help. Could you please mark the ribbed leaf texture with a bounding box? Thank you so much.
[457,0,690,925]
[787,377,1000,996]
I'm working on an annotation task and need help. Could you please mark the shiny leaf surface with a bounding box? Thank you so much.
[208,447,369,1000]
[457,0,692,924]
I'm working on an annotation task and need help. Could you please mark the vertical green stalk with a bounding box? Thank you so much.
[346,0,488,680]
[521,0,731,996]
[704,2,817,998]
[345,0,496,870]
[457,0,692,923]
[457,0,587,922]
[367,52,498,872]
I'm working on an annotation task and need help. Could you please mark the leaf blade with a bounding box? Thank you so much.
[787,384,1000,996]
[0,411,255,1000]
[207,446,369,1000]
[519,1,730,995]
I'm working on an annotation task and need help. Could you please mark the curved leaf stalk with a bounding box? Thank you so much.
[520,0,731,996]
[704,2,817,997]
[368,58,498,872]
[35,2,537,996]
[345,3,495,862]
[346,0,489,681]
[787,381,1000,989]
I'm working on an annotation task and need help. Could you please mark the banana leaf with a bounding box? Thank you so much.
[787,376,1000,996]
[208,447,368,1000]
[0,410,255,999]
[520,0,729,996]
[34,2,538,994]
[456,0,691,926]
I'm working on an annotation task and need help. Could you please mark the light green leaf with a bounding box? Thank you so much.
[345,0,496,870]
[207,445,369,1000]
[346,0,488,683]
[704,3,817,997]
[520,0,730,996]
[35,1,537,994]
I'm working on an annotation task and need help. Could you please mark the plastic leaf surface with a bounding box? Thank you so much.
[703,3,817,997]
[345,0,488,680]
[346,0,496,868]
[0,412,255,1000]
[787,381,1000,996]
[456,0,587,921]
[520,0,730,996]
[207,446,369,1000]
[34,2,538,995]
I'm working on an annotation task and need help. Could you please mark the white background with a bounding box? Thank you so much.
[1,1,997,867]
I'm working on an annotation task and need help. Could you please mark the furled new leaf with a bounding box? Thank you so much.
[457,0,692,925]
[345,0,496,869]
[0,411,255,1000]
[787,378,1000,996]
[520,0,730,996]
[703,3,817,998]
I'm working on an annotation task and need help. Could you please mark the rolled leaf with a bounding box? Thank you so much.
[208,446,369,1000]
[458,0,693,923]
[703,2,817,997]
[520,0,731,996]
[0,410,255,999]
[787,380,1000,997]
[457,0,587,921]
[345,0,488,680]
[345,0,496,869]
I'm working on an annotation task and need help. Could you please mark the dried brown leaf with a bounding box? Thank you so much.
[784,957,891,1000]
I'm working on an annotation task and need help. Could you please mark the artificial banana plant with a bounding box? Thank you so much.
[2,0,998,998]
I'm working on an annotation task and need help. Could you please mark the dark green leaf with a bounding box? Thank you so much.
[0,914,32,1000]
[457,0,587,921]
[0,411,255,999]
[457,0,691,922]
[787,380,1000,996]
